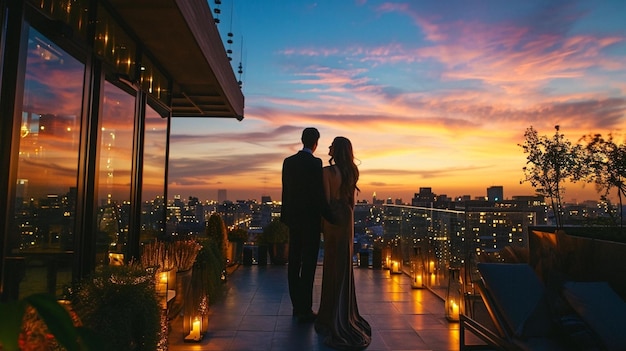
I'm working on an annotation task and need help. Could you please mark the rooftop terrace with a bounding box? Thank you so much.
[168,264,480,351]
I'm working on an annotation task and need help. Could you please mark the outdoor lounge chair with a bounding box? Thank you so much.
[461,262,568,350]
[461,262,626,351]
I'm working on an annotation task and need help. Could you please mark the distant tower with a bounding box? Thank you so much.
[372,192,377,204]
[218,189,227,203]
[487,186,504,202]
[16,179,28,204]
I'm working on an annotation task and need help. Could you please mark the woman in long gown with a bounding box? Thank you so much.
[315,136,371,350]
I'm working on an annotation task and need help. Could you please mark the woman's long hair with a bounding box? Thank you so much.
[329,137,360,203]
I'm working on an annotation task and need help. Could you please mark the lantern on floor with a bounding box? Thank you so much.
[390,259,402,274]
[156,271,169,295]
[184,315,203,342]
[445,267,463,322]
[410,247,425,289]
[383,247,391,270]
[183,294,209,342]
[108,252,124,266]
[156,269,175,308]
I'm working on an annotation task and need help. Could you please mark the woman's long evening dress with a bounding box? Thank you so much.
[315,165,371,350]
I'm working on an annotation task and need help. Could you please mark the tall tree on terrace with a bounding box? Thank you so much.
[519,125,586,229]
[580,133,626,229]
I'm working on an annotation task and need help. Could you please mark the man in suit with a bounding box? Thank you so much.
[281,127,328,323]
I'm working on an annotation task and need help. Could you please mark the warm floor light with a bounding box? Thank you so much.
[185,316,202,342]
[390,260,401,274]
[108,253,124,266]
[445,267,462,322]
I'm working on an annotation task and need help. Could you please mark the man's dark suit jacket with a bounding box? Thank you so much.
[280,150,325,231]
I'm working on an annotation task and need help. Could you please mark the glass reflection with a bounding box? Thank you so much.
[140,104,167,243]
[94,4,137,81]
[95,82,135,266]
[141,54,171,106]
[9,26,84,298]
[27,0,90,40]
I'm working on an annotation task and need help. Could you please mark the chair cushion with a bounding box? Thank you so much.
[556,313,603,351]
[478,263,554,338]
[563,281,626,351]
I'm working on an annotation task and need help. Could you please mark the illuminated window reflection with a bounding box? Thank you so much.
[140,104,167,243]
[95,82,135,266]
[141,54,171,106]
[11,26,83,298]
[26,0,89,40]
[94,4,137,81]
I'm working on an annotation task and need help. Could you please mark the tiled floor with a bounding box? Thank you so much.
[168,264,479,351]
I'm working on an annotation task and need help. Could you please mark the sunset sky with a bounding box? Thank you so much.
[167,0,626,204]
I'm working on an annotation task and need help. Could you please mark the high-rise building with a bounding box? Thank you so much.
[487,186,504,202]
[16,179,28,203]
[411,187,435,207]
[218,189,227,203]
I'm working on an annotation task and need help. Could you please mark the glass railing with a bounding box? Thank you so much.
[240,203,535,307]
[363,204,535,301]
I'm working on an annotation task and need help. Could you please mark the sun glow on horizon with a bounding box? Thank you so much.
[168,1,626,204]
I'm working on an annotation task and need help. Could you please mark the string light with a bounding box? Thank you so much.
[213,0,221,24]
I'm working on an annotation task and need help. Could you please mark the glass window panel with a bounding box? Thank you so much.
[95,81,135,266]
[140,104,167,243]
[8,26,84,298]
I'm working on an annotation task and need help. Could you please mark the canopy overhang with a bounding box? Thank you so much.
[109,0,244,120]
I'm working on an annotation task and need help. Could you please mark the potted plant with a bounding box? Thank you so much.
[0,293,99,351]
[260,218,290,265]
[205,214,228,263]
[227,228,248,265]
[184,237,226,341]
[68,264,161,351]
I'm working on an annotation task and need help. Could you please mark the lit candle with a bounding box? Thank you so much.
[415,274,423,287]
[190,317,201,339]
[108,253,124,266]
[157,272,168,294]
[451,300,459,320]
[391,260,399,273]
[429,260,435,273]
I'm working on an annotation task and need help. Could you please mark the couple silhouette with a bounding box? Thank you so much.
[281,127,371,350]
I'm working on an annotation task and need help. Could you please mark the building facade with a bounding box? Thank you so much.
[0,0,243,301]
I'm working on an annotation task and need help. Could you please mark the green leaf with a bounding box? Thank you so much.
[0,300,26,351]
[25,293,81,351]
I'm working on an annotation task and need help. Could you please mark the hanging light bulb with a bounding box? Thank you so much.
[226,1,235,61]
[213,0,221,24]
[237,36,244,87]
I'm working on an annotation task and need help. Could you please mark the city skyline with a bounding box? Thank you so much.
[167,185,597,206]
[167,1,626,204]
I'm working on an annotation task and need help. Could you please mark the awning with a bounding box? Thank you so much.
[108,0,244,120]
